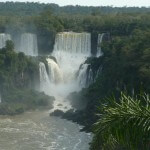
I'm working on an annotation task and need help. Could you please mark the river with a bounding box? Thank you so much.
[0,110,92,150]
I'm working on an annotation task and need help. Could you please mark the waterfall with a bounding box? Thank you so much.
[46,58,63,84]
[77,64,103,88]
[0,33,11,49]
[39,62,51,95]
[39,32,92,112]
[96,33,104,57]
[95,66,102,80]
[54,32,91,54]
[77,64,89,88]
[77,64,94,88]
[87,68,94,86]
[18,33,38,56]
[76,33,105,88]
[53,32,91,83]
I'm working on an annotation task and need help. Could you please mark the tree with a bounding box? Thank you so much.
[90,93,150,150]
[5,40,14,51]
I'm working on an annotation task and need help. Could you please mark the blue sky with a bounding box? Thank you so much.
[1,0,150,7]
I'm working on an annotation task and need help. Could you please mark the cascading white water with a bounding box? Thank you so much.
[96,33,104,57]
[95,66,102,80]
[46,58,63,84]
[53,32,91,82]
[87,67,94,86]
[54,32,91,54]
[77,33,105,88]
[0,33,11,49]
[18,33,38,56]
[77,64,103,88]
[77,64,89,88]
[77,64,94,88]
[39,62,51,95]
[39,32,92,112]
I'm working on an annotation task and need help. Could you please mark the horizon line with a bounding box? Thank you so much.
[0,1,150,8]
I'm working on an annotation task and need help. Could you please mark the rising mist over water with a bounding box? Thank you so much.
[39,32,95,111]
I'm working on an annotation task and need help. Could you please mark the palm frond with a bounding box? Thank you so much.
[90,93,150,150]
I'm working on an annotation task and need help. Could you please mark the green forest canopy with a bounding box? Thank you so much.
[0,2,150,16]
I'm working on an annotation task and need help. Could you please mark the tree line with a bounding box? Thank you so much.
[0,2,149,149]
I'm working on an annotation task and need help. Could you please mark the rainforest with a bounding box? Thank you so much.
[0,2,150,150]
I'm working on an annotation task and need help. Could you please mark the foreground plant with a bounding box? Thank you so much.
[90,93,150,150]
